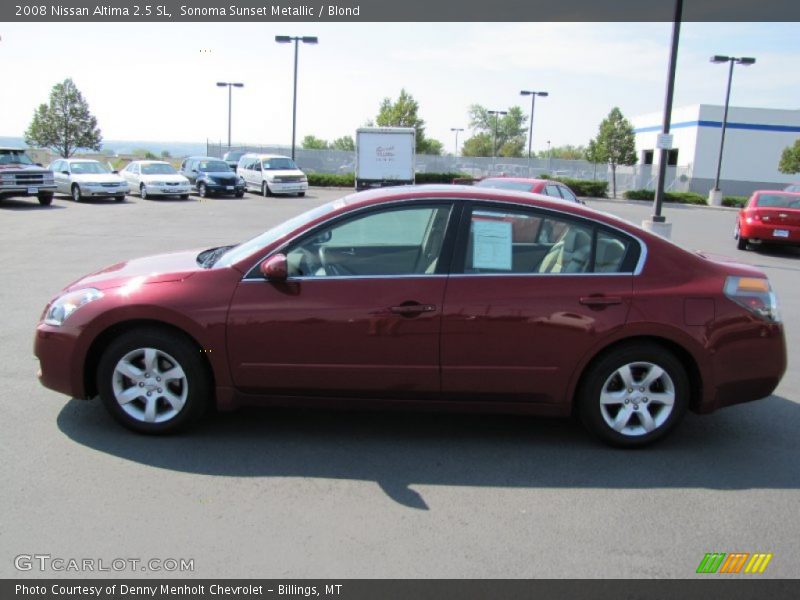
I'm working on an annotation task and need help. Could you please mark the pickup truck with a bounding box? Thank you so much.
[0,147,57,206]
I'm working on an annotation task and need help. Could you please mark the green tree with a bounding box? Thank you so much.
[331,135,355,151]
[24,78,102,158]
[465,104,527,157]
[301,135,329,150]
[584,139,604,180]
[538,144,586,160]
[160,150,172,159]
[589,107,637,198]
[778,138,800,174]
[375,88,442,155]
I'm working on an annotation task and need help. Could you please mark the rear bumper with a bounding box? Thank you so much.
[740,222,800,244]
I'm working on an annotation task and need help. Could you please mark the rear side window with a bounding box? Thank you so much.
[460,206,638,275]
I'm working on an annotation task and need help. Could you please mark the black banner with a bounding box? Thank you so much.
[5,580,800,600]
[3,0,800,22]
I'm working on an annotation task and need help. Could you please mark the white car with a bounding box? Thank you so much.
[49,158,129,202]
[237,153,308,197]
[120,160,191,199]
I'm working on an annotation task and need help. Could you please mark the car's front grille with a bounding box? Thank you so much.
[14,173,46,185]
[277,175,304,183]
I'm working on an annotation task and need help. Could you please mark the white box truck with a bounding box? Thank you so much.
[355,127,415,190]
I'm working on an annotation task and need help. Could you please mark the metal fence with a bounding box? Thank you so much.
[207,142,692,194]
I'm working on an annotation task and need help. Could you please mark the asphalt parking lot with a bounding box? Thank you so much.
[1,188,798,578]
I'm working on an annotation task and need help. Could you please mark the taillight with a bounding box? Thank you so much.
[724,276,780,322]
[745,211,761,224]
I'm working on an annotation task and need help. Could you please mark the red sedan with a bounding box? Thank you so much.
[735,190,800,250]
[35,185,786,447]
[475,177,583,203]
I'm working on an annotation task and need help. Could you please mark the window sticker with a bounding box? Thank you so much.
[472,219,513,270]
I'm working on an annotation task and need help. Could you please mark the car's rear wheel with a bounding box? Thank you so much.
[71,184,83,202]
[735,222,748,250]
[578,343,689,447]
[140,184,148,200]
[96,328,211,434]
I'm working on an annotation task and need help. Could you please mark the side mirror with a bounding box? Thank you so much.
[255,164,262,171]
[260,254,288,281]
[61,170,70,175]
[192,169,198,173]
[112,170,119,174]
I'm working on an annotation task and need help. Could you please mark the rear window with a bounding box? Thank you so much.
[476,179,534,193]
[755,194,800,208]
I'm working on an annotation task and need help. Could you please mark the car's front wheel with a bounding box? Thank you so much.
[71,184,83,202]
[578,343,688,447]
[96,328,211,434]
[262,181,273,197]
[140,184,148,200]
[198,183,208,198]
[37,193,53,206]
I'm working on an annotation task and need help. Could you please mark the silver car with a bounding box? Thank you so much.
[49,159,129,202]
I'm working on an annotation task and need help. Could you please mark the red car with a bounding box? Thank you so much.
[35,185,786,447]
[476,177,583,204]
[735,190,800,250]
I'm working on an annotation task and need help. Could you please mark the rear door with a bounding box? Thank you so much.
[440,202,636,404]
[226,201,459,397]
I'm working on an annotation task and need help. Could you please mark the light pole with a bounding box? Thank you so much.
[708,54,756,204]
[520,90,548,175]
[487,110,507,172]
[450,127,464,158]
[547,140,552,172]
[216,82,244,148]
[275,35,318,161]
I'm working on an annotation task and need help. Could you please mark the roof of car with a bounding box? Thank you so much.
[185,156,221,161]
[65,158,101,163]
[754,190,800,196]
[242,153,292,159]
[129,160,170,165]
[480,177,551,184]
[0,146,26,151]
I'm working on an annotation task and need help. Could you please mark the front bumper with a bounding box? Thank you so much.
[0,183,57,196]
[78,184,129,197]
[267,180,308,194]
[143,184,191,196]
[34,324,85,399]
[203,182,245,194]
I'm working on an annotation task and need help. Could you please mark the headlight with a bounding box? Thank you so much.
[44,288,104,326]
[1,174,14,183]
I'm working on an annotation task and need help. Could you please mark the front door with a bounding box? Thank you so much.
[226,202,457,398]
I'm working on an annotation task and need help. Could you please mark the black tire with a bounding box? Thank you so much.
[198,183,208,198]
[262,181,273,197]
[180,194,189,200]
[735,223,748,251]
[115,195,125,202]
[235,191,244,198]
[96,327,211,434]
[71,184,83,202]
[140,184,148,200]
[38,193,54,206]
[298,192,306,197]
[577,342,689,448]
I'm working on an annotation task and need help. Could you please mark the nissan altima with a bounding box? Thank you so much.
[34,185,786,446]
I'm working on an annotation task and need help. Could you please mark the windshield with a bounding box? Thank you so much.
[198,160,231,172]
[263,158,298,170]
[756,193,800,209]
[0,150,34,165]
[476,179,535,192]
[223,151,245,161]
[214,200,342,268]
[141,163,177,175]
[70,161,110,175]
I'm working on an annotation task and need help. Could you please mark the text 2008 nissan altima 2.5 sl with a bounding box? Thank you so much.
[34,185,786,447]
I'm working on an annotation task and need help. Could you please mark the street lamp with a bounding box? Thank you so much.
[487,110,507,160]
[450,127,464,158]
[708,54,756,204]
[275,35,318,161]
[216,82,244,148]
[520,90,548,175]
[547,140,552,172]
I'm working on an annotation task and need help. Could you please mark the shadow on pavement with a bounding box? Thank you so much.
[57,394,800,509]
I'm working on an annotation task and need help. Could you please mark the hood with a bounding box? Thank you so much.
[202,170,237,177]
[65,249,205,292]
[0,163,49,173]
[265,169,305,177]
[139,173,189,184]
[73,173,127,184]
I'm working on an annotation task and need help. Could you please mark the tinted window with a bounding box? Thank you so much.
[476,179,536,193]
[286,205,452,278]
[545,184,562,198]
[461,206,635,275]
[755,193,800,208]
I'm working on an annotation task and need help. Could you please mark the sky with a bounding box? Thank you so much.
[0,21,798,154]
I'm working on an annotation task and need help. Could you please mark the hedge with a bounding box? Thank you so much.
[722,195,748,208]
[551,177,608,198]
[623,189,707,205]
[307,173,354,187]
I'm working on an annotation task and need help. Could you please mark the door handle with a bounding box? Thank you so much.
[390,303,437,315]
[579,296,623,307]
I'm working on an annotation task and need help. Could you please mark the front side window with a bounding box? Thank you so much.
[462,206,635,275]
[285,205,452,278]
[559,186,579,203]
